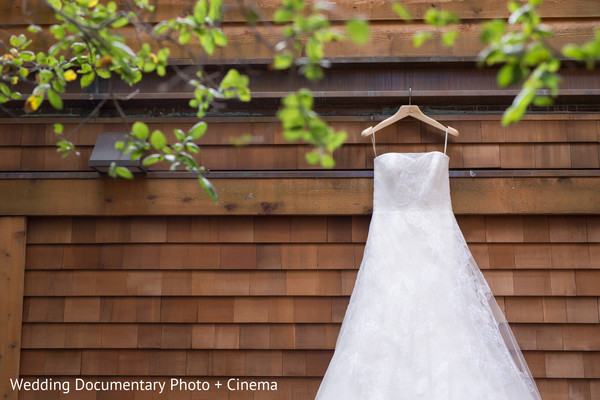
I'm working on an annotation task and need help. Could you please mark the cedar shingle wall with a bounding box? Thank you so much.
[1,118,598,171]
[2,1,600,398]
[19,215,600,399]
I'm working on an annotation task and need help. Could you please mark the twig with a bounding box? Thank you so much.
[63,97,108,141]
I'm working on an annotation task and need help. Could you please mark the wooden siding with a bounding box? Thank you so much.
[2,2,600,63]
[17,215,600,399]
[5,0,600,23]
[2,1,600,399]
[1,176,600,216]
[0,217,26,400]
[1,116,599,172]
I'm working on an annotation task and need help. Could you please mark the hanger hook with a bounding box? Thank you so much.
[409,87,412,105]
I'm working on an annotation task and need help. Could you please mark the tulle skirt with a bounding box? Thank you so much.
[315,209,541,400]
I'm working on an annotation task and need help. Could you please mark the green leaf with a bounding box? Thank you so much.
[47,89,63,110]
[132,121,150,140]
[346,19,370,45]
[115,166,134,179]
[193,0,207,22]
[306,38,324,61]
[523,44,551,65]
[200,32,216,54]
[480,19,506,43]
[0,83,10,96]
[54,123,63,134]
[20,51,35,62]
[236,87,251,102]
[111,17,129,28]
[212,29,227,47]
[392,3,412,22]
[174,129,186,141]
[532,95,554,106]
[186,142,200,153]
[424,8,459,27]
[562,44,585,60]
[157,48,170,62]
[412,31,433,48]
[305,151,320,164]
[273,8,293,23]
[441,30,459,47]
[281,128,305,141]
[49,25,65,40]
[502,105,523,126]
[48,0,62,10]
[179,29,191,45]
[150,130,167,150]
[27,25,42,33]
[10,34,26,48]
[198,176,218,202]
[71,42,87,55]
[143,62,156,72]
[96,69,111,79]
[208,0,222,21]
[220,68,241,88]
[80,63,92,74]
[546,58,561,73]
[325,131,347,152]
[321,154,335,168]
[509,4,532,24]
[497,64,517,87]
[189,121,207,140]
[36,52,46,64]
[114,141,125,150]
[303,63,324,81]
[508,1,521,13]
[153,22,170,35]
[111,41,137,59]
[142,153,163,166]
[274,52,294,69]
[80,72,95,88]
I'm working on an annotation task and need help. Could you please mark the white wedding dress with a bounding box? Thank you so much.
[316,151,542,400]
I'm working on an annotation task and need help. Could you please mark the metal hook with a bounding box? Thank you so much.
[409,87,412,105]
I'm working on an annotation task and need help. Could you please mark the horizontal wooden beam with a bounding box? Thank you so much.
[0,177,598,215]
[46,89,600,101]
[5,0,600,25]
[5,65,599,107]
[1,113,599,125]
[3,20,598,61]
[3,170,600,179]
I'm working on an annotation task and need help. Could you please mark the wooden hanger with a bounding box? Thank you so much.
[361,89,459,137]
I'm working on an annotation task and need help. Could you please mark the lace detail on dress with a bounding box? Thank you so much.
[315,152,542,400]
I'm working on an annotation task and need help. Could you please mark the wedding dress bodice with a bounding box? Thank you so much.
[373,151,451,213]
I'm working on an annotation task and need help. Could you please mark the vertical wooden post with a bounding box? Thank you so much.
[0,217,26,400]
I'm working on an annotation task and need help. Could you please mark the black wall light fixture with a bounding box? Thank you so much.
[89,132,146,174]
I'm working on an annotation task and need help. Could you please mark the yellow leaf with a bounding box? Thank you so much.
[149,53,158,63]
[25,96,40,113]
[97,55,113,68]
[11,76,18,85]
[63,69,77,82]
[88,0,99,8]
